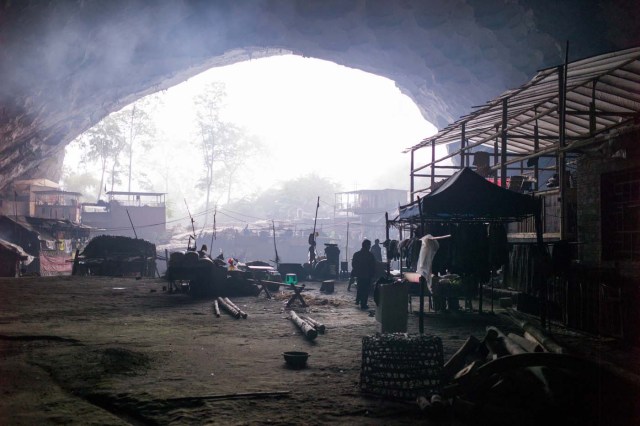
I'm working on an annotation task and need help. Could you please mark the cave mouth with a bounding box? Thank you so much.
[62,53,439,214]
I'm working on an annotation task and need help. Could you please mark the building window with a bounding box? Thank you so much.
[601,167,640,261]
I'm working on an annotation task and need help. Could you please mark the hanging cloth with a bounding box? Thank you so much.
[416,234,451,289]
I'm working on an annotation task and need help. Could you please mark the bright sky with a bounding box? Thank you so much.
[156,55,438,192]
[66,54,439,200]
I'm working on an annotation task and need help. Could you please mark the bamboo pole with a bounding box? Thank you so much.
[213,299,221,318]
[290,310,317,341]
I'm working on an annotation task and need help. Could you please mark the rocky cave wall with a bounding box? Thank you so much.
[0,0,638,190]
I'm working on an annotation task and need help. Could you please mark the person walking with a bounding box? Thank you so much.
[349,239,377,310]
[370,238,383,262]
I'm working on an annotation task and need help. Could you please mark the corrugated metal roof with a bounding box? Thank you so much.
[408,47,640,156]
[0,238,30,259]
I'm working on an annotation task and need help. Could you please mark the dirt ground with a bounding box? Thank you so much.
[0,275,637,425]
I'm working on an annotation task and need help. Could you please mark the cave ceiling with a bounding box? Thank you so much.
[0,0,638,190]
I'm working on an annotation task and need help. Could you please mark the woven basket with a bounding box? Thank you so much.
[360,333,443,400]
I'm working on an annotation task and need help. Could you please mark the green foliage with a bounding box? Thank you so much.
[71,97,159,201]
[192,82,263,222]
[60,166,101,201]
[77,114,127,200]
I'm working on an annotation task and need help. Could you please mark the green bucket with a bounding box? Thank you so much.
[285,273,298,285]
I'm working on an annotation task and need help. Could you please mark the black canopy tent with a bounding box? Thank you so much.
[388,167,545,332]
[396,167,540,224]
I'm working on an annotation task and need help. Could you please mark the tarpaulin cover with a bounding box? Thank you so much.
[40,252,72,276]
[81,235,156,258]
[397,168,538,223]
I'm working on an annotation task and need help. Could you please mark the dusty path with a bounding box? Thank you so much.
[0,275,548,425]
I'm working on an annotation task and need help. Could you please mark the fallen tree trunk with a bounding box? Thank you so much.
[290,310,317,341]
[223,297,248,319]
[301,315,325,334]
[217,297,241,319]
[213,299,221,318]
[507,333,543,353]
[486,326,527,355]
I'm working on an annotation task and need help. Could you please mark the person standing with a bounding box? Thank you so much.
[197,244,209,258]
[370,238,383,262]
[349,239,377,310]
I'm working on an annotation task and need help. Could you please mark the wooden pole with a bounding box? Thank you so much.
[486,326,527,355]
[385,212,390,276]
[72,249,80,275]
[534,196,548,329]
[223,297,247,319]
[217,297,241,319]
[211,208,217,250]
[510,310,565,354]
[290,310,317,341]
[419,275,426,335]
[213,299,221,318]
[162,390,291,403]
[301,315,325,334]
[126,208,138,239]
[271,220,279,269]
[442,335,481,382]
[507,333,543,353]
[345,222,350,273]
[500,98,508,188]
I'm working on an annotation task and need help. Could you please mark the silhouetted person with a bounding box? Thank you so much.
[349,239,377,310]
[370,238,382,262]
[308,233,317,264]
[198,244,209,258]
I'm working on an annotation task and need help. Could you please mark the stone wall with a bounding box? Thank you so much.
[0,0,638,189]
[576,129,640,281]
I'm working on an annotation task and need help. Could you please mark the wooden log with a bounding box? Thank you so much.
[506,308,565,354]
[521,323,565,354]
[507,333,543,353]
[217,297,241,319]
[442,335,480,383]
[223,297,248,319]
[482,330,509,359]
[416,395,431,411]
[301,315,325,334]
[290,310,317,341]
[213,300,221,318]
[486,326,526,355]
